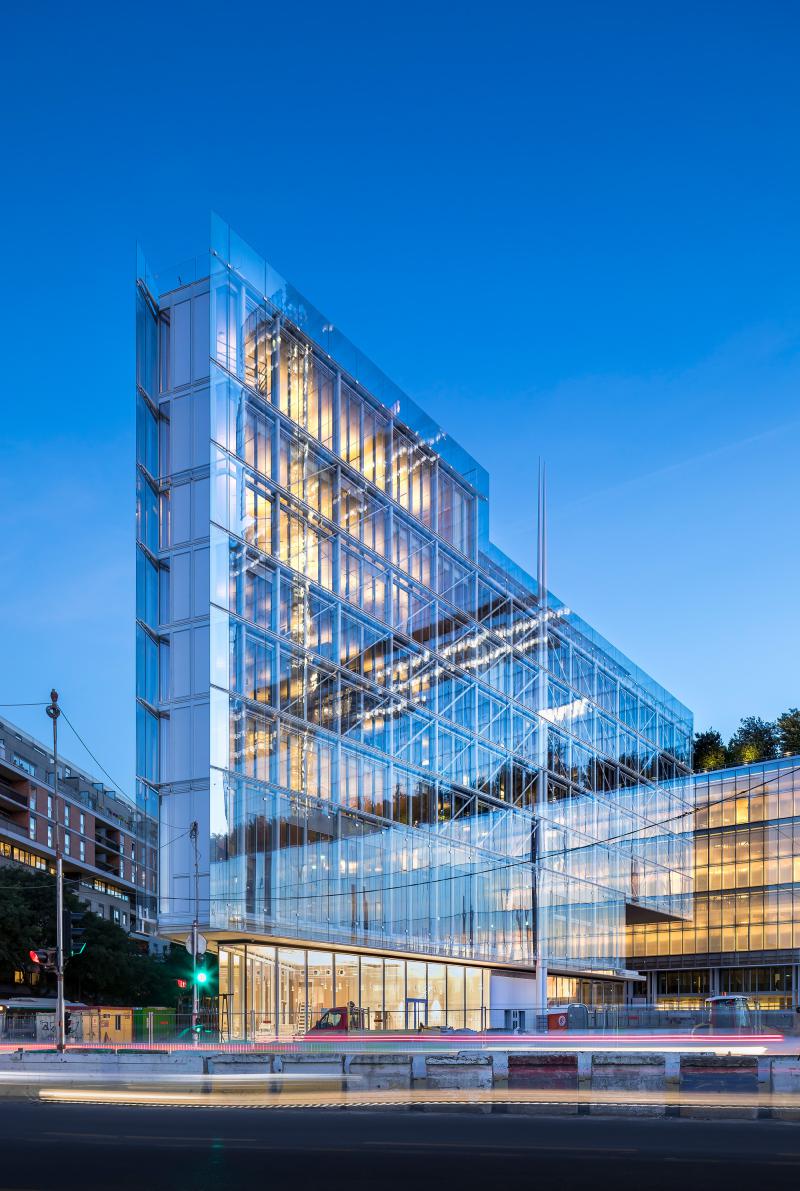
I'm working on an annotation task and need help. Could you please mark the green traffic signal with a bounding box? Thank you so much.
[196,970,208,985]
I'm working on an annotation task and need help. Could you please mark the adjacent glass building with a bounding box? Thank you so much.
[137,216,694,1033]
[628,757,800,1010]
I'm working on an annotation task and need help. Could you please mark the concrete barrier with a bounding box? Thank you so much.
[770,1058,800,1094]
[278,1054,344,1078]
[0,1050,205,1075]
[677,1054,760,1119]
[592,1052,665,1092]
[680,1054,758,1094]
[425,1053,493,1090]
[508,1053,578,1090]
[346,1054,412,1090]
[206,1054,274,1074]
[4,1046,800,1120]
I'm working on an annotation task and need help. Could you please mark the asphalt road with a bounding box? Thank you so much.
[1,1102,800,1191]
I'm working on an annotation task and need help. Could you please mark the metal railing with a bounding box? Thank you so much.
[2,1000,794,1051]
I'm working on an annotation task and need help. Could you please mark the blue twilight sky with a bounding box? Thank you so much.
[0,1,798,795]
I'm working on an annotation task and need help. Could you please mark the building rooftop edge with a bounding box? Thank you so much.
[0,713,136,814]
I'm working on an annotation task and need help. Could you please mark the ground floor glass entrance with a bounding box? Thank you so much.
[217,943,492,1039]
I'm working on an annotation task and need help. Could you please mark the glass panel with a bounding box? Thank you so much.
[361,957,384,1030]
[306,950,334,1029]
[384,957,405,1031]
[465,966,482,1031]
[446,965,465,1029]
[135,703,158,784]
[245,945,275,1039]
[135,545,158,628]
[334,953,360,1019]
[406,961,426,1026]
[229,950,245,1039]
[136,393,158,476]
[136,626,158,705]
[278,948,306,1037]
[136,472,159,554]
[427,964,446,1027]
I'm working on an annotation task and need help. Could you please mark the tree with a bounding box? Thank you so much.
[0,865,183,1005]
[777,708,800,757]
[727,716,780,766]
[692,729,728,773]
[65,915,182,1006]
[0,867,60,987]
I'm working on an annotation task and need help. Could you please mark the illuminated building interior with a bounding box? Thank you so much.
[138,217,694,1029]
[628,758,800,1010]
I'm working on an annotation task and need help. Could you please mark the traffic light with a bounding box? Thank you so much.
[29,948,56,970]
[193,964,217,994]
[176,978,188,990]
[62,910,87,958]
[69,911,87,956]
[64,1012,72,1037]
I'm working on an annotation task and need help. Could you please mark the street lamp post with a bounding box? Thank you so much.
[190,820,199,1035]
[534,466,549,1013]
[46,690,65,1053]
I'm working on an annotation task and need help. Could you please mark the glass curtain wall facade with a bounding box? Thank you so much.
[139,217,694,1029]
[628,758,800,1009]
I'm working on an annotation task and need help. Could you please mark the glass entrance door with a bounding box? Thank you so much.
[405,997,427,1028]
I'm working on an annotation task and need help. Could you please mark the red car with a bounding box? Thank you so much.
[307,1003,367,1035]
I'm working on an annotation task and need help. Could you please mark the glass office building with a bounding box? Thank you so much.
[137,216,694,1032]
[628,757,800,1010]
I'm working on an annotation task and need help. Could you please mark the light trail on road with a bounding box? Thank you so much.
[31,1083,800,1116]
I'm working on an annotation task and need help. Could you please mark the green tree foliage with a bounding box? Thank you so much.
[66,915,187,1006]
[692,729,728,773]
[0,866,187,1005]
[777,708,800,757]
[727,716,780,766]
[692,708,800,772]
[0,867,59,980]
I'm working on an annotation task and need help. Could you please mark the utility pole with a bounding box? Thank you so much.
[190,820,199,1035]
[46,690,65,1053]
[534,465,549,1012]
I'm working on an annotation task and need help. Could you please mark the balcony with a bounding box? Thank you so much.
[0,811,31,843]
[0,778,29,816]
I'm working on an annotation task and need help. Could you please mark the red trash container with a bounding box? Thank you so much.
[547,1010,569,1032]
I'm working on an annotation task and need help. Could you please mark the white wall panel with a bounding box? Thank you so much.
[192,703,210,777]
[192,292,210,381]
[191,476,210,540]
[171,629,191,698]
[170,705,191,780]
[171,300,191,388]
[192,546,210,616]
[171,482,190,545]
[171,394,191,473]
[192,387,210,466]
[172,551,191,621]
[192,624,209,697]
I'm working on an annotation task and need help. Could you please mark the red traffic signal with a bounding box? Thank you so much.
[176,978,188,989]
[29,948,56,970]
